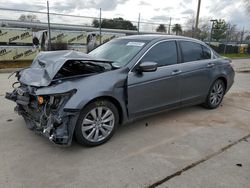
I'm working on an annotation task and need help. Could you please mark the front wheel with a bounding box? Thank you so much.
[204,79,225,109]
[75,100,119,146]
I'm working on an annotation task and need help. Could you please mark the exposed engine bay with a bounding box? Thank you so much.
[54,60,112,80]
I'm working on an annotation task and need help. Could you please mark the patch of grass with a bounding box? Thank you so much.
[0,61,32,69]
[220,53,250,59]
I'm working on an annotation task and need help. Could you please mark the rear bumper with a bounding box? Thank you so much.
[226,68,235,93]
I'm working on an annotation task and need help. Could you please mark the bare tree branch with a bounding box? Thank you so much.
[244,0,250,13]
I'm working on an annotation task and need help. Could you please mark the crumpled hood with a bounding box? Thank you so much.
[19,50,109,87]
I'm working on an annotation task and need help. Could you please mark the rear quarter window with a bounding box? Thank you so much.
[201,45,211,59]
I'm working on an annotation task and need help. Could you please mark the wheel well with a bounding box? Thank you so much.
[217,77,227,90]
[86,96,123,124]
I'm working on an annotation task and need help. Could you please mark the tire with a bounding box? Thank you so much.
[204,79,225,109]
[74,100,119,146]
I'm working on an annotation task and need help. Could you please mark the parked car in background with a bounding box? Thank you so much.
[6,35,235,146]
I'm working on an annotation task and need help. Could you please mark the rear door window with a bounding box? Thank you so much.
[180,41,211,62]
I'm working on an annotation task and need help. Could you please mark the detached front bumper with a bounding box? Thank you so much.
[6,88,79,146]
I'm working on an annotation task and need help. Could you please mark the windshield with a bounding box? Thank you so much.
[89,39,146,67]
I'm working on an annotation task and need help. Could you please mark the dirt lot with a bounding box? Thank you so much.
[0,59,250,188]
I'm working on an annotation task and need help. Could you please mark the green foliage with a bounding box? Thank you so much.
[51,38,68,51]
[211,19,227,42]
[92,17,137,30]
[220,53,250,59]
[172,24,182,35]
[156,24,166,33]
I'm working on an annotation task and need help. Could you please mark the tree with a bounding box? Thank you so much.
[197,20,210,41]
[183,16,210,40]
[51,38,68,51]
[183,29,194,38]
[172,24,182,35]
[227,24,242,42]
[92,17,137,30]
[245,35,250,42]
[156,24,166,33]
[18,14,40,22]
[182,16,195,38]
[184,15,196,31]
[211,19,227,42]
[244,0,250,13]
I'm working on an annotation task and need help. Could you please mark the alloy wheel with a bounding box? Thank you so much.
[81,107,115,142]
[209,81,224,106]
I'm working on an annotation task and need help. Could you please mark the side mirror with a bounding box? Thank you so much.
[137,62,158,73]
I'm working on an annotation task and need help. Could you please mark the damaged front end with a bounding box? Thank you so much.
[6,85,79,145]
[5,50,114,146]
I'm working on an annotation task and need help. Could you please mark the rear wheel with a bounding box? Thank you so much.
[204,79,225,109]
[75,100,119,146]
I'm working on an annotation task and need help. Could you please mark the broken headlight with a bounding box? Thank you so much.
[49,95,61,109]
[37,89,76,109]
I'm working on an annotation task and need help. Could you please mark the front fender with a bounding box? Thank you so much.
[36,67,129,113]
[64,68,128,110]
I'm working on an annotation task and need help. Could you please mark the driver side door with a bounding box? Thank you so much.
[127,40,181,118]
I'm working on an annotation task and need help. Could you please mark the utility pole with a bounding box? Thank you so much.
[209,19,217,45]
[195,0,201,34]
[99,8,102,45]
[137,13,140,34]
[47,0,51,51]
[168,17,172,35]
[240,27,245,46]
[224,23,230,54]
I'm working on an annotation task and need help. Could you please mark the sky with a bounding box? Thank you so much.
[0,0,249,31]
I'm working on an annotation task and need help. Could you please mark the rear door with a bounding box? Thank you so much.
[178,40,214,104]
[127,40,181,118]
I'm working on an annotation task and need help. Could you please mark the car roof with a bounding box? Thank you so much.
[118,34,203,43]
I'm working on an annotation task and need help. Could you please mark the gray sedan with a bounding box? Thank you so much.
[6,35,235,146]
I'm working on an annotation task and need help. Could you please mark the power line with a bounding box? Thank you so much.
[0,7,98,19]
[0,7,182,26]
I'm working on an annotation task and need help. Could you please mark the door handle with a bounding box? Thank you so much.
[171,70,182,75]
[206,63,215,68]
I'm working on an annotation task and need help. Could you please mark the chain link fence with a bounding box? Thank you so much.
[0,6,249,62]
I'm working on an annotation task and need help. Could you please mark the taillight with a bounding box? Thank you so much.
[229,61,235,70]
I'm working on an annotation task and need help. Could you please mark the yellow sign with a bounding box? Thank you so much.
[0,46,38,61]
[67,32,87,44]
[50,31,87,44]
[0,47,13,61]
[239,46,247,54]
[0,27,33,44]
